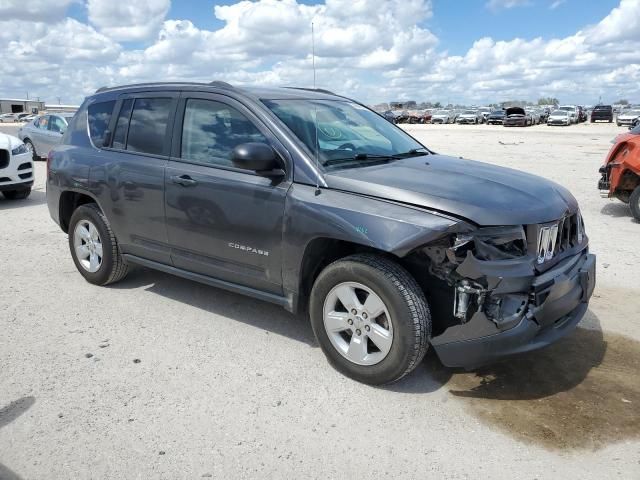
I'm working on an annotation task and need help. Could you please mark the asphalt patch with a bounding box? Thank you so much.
[447,328,640,450]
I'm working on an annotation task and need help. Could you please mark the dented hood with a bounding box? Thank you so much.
[324,154,578,225]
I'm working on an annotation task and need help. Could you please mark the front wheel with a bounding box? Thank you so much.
[309,254,431,385]
[23,139,39,161]
[68,203,129,285]
[630,186,640,222]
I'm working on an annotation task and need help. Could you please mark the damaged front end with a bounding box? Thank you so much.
[412,216,596,368]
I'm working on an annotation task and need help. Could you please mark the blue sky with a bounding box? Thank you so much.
[0,0,637,105]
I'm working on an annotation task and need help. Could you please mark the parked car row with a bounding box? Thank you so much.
[379,103,639,128]
[0,112,39,123]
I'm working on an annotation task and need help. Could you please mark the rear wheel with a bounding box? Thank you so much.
[68,203,129,285]
[630,186,640,222]
[310,253,430,385]
[2,188,31,200]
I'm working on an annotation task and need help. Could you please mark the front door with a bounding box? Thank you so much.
[165,94,290,294]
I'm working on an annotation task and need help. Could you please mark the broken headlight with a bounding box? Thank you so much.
[450,225,527,261]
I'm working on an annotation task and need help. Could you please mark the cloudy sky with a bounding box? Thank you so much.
[0,0,638,105]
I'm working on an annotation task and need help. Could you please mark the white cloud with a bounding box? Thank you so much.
[0,0,76,21]
[549,0,566,9]
[486,0,530,11]
[0,0,638,105]
[87,0,171,41]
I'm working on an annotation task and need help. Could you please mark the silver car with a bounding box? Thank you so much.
[431,109,454,124]
[18,113,74,160]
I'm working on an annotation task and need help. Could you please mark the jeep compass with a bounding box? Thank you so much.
[46,82,596,385]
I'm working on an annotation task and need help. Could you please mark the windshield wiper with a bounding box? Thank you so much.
[322,148,429,168]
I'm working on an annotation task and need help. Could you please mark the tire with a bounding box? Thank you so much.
[309,253,431,385]
[630,186,640,222]
[68,203,129,285]
[23,139,39,161]
[2,188,31,200]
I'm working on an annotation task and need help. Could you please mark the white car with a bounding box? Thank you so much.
[0,113,18,123]
[547,110,571,126]
[456,110,483,124]
[617,109,640,127]
[431,110,454,124]
[558,105,578,124]
[0,132,34,199]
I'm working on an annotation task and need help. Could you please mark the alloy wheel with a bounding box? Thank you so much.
[323,282,393,366]
[73,219,103,273]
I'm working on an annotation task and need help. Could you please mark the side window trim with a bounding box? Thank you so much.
[170,92,291,178]
[86,99,117,148]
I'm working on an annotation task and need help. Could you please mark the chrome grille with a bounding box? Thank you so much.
[536,213,583,264]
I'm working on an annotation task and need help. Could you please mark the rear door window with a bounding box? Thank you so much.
[125,98,172,156]
[87,101,116,146]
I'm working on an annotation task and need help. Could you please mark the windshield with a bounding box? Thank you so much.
[559,106,574,111]
[463,110,476,114]
[263,99,426,169]
[434,110,449,115]
[623,110,640,116]
[551,110,568,116]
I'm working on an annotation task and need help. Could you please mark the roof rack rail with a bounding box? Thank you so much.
[208,81,234,89]
[284,87,337,96]
[93,81,219,94]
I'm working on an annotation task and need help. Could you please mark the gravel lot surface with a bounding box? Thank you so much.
[1,122,639,479]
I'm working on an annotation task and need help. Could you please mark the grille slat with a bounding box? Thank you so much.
[0,149,9,169]
[536,212,581,264]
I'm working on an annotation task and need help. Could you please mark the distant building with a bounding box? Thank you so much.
[45,104,80,113]
[0,98,45,115]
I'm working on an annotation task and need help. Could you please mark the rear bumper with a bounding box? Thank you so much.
[432,252,596,368]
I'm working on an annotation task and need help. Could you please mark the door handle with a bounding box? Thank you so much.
[170,175,198,187]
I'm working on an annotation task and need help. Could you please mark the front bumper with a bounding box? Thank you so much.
[432,252,596,368]
[0,151,34,191]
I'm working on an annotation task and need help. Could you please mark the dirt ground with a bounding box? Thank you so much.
[1,122,638,479]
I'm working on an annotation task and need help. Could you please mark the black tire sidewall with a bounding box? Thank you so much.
[3,188,30,200]
[630,186,640,222]
[24,139,38,161]
[310,258,428,384]
[68,205,116,285]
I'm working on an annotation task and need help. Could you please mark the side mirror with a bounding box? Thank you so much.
[230,142,284,177]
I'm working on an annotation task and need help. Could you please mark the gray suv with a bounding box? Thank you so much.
[46,82,596,385]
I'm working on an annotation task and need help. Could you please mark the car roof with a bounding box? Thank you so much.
[89,82,345,104]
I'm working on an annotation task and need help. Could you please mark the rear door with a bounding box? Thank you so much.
[30,115,51,156]
[89,93,179,264]
[164,93,291,294]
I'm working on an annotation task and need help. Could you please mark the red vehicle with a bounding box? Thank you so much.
[599,123,640,221]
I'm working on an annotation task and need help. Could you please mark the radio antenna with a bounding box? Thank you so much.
[312,22,321,196]
[312,22,317,89]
